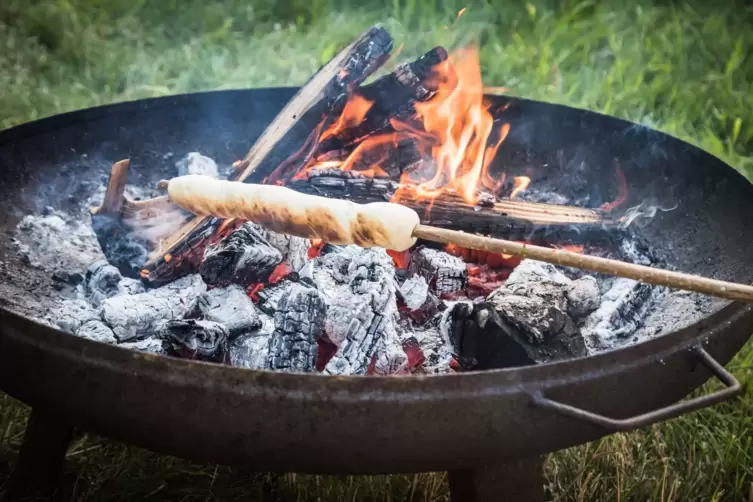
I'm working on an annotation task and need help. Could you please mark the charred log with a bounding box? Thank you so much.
[313,46,452,155]
[83,260,145,306]
[199,223,282,287]
[409,247,468,295]
[315,246,401,375]
[161,319,229,362]
[100,274,206,342]
[266,280,326,373]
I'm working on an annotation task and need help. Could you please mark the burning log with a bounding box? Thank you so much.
[141,26,394,283]
[199,223,282,287]
[188,285,262,338]
[266,280,326,373]
[100,274,206,342]
[161,319,229,362]
[314,246,401,375]
[409,247,468,295]
[287,172,615,244]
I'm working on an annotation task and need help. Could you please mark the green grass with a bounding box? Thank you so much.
[1,0,753,500]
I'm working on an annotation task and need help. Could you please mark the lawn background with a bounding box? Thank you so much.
[1,0,752,500]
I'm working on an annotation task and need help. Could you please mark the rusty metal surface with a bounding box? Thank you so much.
[0,88,752,474]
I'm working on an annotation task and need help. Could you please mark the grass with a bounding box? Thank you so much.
[1,0,752,500]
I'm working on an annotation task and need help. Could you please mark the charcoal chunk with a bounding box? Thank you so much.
[76,319,117,344]
[117,277,146,296]
[566,276,600,318]
[266,281,326,373]
[101,274,206,342]
[487,260,580,343]
[314,246,401,375]
[190,285,261,338]
[176,152,219,178]
[200,223,282,287]
[409,247,467,294]
[448,301,587,370]
[162,319,229,362]
[398,274,429,310]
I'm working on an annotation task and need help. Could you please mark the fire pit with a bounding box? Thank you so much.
[1,27,752,501]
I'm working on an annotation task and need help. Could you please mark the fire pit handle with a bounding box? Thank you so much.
[530,347,742,432]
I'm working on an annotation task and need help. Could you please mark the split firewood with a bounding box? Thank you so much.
[162,175,753,304]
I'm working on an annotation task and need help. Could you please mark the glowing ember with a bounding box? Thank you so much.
[600,167,629,212]
[509,176,531,199]
[553,244,585,254]
[457,7,467,18]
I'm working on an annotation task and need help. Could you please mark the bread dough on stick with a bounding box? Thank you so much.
[165,175,420,251]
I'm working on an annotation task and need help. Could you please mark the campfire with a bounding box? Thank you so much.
[19,25,740,377]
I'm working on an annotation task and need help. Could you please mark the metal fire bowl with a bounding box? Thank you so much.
[1,88,752,475]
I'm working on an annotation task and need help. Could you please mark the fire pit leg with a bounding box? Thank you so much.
[6,408,73,501]
[448,456,545,502]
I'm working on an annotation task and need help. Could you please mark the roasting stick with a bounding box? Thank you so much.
[161,175,753,304]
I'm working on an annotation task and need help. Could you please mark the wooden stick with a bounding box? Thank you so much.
[413,224,753,303]
[163,175,753,304]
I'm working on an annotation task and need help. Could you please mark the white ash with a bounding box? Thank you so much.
[13,210,104,274]
[409,247,468,294]
[566,276,601,318]
[76,320,117,344]
[53,299,100,333]
[398,274,429,311]
[118,278,146,296]
[266,280,326,373]
[230,317,273,371]
[581,278,659,352]
[120,337,164,355]
[189,285,261,338]
[372,327,409,375]
[176,152,219,178]
[315,246,401,375]
[405,327,453,374]
[487,261,600,343]
[101,274,206,342]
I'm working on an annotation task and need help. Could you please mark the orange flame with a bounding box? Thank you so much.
[509,176,530,199]
[457,7,467,18]
[553,244,585,254]
[393,47,509,205]
[320,94,373,142]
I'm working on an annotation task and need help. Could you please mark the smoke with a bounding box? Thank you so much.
[618,199,678,230]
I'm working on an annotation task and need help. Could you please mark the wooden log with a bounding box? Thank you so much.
[286,171,617,245]
[141,26,394,284]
